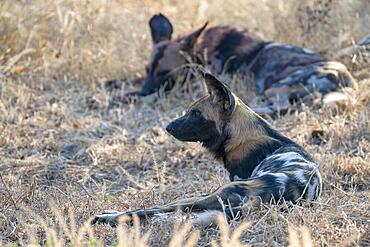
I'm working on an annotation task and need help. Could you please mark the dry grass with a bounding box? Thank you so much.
[0,0,369,246]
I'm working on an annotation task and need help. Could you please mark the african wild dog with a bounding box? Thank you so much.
[115,13,356,111]
[92,73,322,226]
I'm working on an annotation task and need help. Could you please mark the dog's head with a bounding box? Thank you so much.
[166,73,236,150]
[140,14,207,96]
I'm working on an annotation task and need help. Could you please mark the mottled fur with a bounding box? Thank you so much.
[93,73,322,226]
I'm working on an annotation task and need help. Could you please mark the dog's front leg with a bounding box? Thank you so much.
[91,183,249,226]
[91,196,206,226]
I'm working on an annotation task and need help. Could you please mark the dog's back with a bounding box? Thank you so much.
[196,30,356,110]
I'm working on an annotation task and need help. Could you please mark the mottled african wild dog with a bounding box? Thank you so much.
[115,13,356,110]
[92,73,322,226]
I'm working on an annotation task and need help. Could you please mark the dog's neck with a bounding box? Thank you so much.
[221,100,294,180]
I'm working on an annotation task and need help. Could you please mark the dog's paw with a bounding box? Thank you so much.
[91,211,127,226]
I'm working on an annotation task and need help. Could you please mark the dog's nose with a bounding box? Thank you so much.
[165,124,173,133]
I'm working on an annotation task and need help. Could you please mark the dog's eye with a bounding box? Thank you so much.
[145,65,150,74]
[192,110,201,117]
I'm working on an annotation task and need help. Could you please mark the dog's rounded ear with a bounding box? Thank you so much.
[179,22,208,52]
[149,13,173,44]
[204,73,236,115]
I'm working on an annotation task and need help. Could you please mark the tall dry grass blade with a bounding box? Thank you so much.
[289,226,314,247]
[116,215,150,247]
[168,221,196,247]
[211,214,251,247]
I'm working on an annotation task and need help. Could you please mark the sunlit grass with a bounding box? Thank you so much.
[0,0,369,246]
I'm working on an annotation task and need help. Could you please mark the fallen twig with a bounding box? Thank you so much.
[0,173,18,210]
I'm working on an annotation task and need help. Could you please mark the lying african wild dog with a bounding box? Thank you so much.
[114,13,356,111]
[93,73,322,226]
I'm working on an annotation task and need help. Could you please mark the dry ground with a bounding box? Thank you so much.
[0,0,369,246]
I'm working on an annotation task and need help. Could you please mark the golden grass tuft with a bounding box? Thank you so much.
[0,0,369,246]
